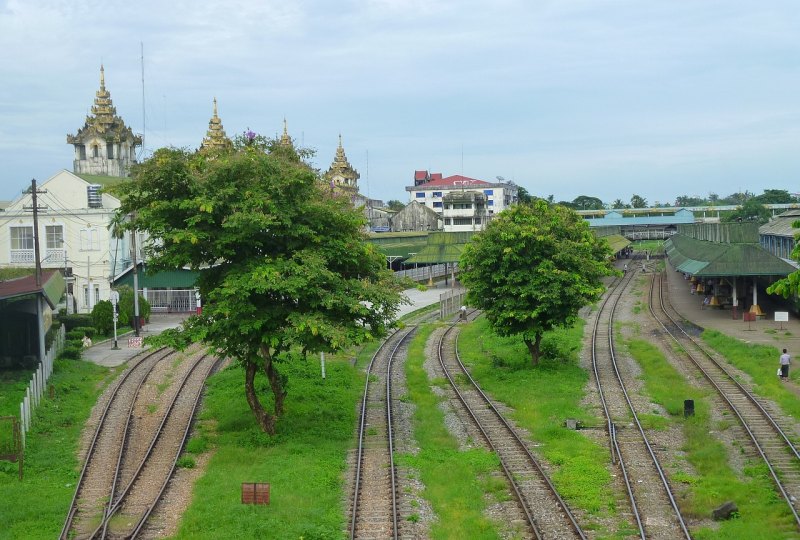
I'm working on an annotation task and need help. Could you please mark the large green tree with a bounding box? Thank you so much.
[114,145,403,434]
[459,200,614,365]
[572,195,605,210]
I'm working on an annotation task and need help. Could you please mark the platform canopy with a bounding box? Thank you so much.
[405,232,475,264]
[665,233,796,277]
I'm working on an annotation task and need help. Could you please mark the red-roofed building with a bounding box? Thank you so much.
[406,171,519,232]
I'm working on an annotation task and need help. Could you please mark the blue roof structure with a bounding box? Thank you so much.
[583,208,695,227]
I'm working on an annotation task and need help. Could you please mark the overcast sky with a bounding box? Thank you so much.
[2,0,799,206]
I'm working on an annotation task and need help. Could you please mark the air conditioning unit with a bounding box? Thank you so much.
[87,184,103,208]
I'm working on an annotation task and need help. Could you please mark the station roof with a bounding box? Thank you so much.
[603,234,631,253]
[367,231,430,259]
[584,208,695,227]
[0,270,65,309]
[665,234,796,277]
[759,210,800,238]
[405,232,475,264]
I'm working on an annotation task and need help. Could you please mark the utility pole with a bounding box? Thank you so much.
[131,220,141,337]
[25,179,47,363]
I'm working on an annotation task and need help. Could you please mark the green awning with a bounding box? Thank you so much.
[665,235,796,277]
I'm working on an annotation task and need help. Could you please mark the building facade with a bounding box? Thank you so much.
[405,172,518,232]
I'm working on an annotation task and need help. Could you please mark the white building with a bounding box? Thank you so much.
[405,173,518,232]
[0,170,137,314]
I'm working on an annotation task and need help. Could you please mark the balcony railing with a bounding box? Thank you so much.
[10,249,34,264]
[44,249,67,265]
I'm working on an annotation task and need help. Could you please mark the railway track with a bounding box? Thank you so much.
[61,346,218,539]
[591,264,691,539]
[650,271,800,530]
[438,317,586,539]
[349,326,418,539]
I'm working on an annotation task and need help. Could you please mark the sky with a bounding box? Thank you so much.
[1,0,799,207]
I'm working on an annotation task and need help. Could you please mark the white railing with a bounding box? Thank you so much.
[43,249,67,264]
[140,289,198,313]
[10,249,35,264]
[18,325,65,448]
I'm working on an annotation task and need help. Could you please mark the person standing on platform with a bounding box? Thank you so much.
[780,349,791,380]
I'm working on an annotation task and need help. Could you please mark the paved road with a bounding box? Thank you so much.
[81,281,462,367]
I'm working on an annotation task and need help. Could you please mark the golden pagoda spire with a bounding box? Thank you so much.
[200,97,232,152]
[100,64,105,91]
[324,134,359,192]
[279,117,293,147]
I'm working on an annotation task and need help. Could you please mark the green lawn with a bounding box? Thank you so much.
[0,359,113,539]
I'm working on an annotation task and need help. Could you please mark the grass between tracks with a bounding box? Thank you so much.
[625,337,798,539]
[457,317,631,537]
[0,359,113,539]
[701,330,800,421]
[171,345,372,540]
[397,323,507,539]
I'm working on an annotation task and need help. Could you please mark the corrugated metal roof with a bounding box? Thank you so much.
[665,235,796,277]
[0,270,64,308]
[367,232,430,258]
[760,213,800,238]
[604,234,631,253]
[405,231,476,264]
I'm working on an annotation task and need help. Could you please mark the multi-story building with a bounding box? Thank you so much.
[405,172,518,232]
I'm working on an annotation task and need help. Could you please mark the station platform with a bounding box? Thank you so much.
[662,260,800,350]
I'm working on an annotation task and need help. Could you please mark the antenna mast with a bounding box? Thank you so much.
[140,42,146,160]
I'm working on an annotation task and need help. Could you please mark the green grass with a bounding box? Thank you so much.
[702,330,800,421]
[398,323,506,539]
[0,359,112,539]
[625,338,798,538]
[457,317,622,534]
[170,350,365,539]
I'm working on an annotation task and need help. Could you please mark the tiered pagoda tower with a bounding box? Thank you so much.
[278,118,293,149]
[323,135,359,193]
[66,65,141,177]
[199,98,232,152]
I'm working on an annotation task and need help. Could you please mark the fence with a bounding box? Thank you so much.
[140,288,198,313]
[395,263,457,283]
[18,325,65,449]
[440,288,467,320]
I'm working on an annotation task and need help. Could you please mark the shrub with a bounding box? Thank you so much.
[66,330,86,341]
[59,343,83,360]
[91,300,114,335]
[59,314,93,331]
[116,286,152,327]
[74,326,96,338]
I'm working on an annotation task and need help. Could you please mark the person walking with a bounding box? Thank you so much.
[780,348,791,380]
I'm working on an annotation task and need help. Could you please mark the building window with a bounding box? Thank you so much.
[453,218,472,226]
[433,201,443,208]
[433,192,442,198]
[415,192,425,198]
[78,145,87,160]
[10,226,34,250]
[474,217,482,224]
[80,228,100,251]
[92,145,99,158]
[46,225,64,249]
[488,200,494,206]
[445,218,452,225]
[484,189,494,196]
[107,143,114,159]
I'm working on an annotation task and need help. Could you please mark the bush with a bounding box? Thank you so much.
[116,286,152,327]
[59,343,83,360]
[75,326,96,338]
[66,329,86,341]
[59,314,93,331]
[91,300,114,335]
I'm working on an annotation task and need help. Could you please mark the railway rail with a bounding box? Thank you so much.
[650,271,800,530]
[349,326,418,539]
[60,347,218,540]
[591,264,691,539]
[438,315,586,540]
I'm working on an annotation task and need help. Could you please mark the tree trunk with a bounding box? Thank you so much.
[523,333,542,366]
[265,354,287,416]
[244,360,276,434]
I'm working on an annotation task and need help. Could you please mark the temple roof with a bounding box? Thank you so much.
[279,118,293,148]
[67,65,142,146]
[199,98,232,152]
[323,135,360,190]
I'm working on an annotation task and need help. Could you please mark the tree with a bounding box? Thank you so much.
[723,199,770,224]
[754,189,794,204]
[386,200,405,211]
[611,199,627,209]
[516,186,533,204]
[113,145,403,434]
[768,218,800,299]
[572,195,605,210]
[674,195,705,207]
[459,200,614,365]
[630,194,647,208]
